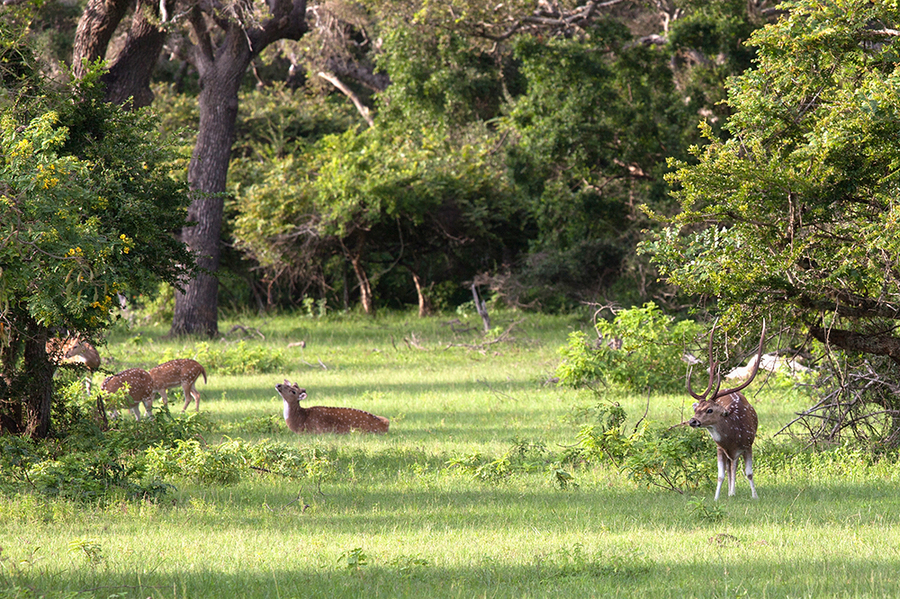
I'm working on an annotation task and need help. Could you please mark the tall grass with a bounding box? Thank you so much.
[3,310,900,598]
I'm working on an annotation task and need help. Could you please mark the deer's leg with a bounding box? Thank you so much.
[181,383,192,412]
[714,446,726,501]
[160,389,169,406]
[727,454,737,497]
[142,398,153,419]
[191,385,201,412]
[744,449,758,499]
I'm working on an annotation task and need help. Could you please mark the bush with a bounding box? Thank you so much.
[556,303,701,393]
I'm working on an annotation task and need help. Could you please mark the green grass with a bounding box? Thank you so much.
[3,310,900,598]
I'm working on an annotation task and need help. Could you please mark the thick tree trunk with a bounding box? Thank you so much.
[168,2,307,335]
[102,4,169,107]
[72,0,131,78]
[22,321,53,438]
[72,0,167,107]
[170,27,248,337]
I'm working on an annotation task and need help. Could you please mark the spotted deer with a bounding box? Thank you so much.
[148,359,207,412]
[101,368,154,420]
[47,336,101,394]
[687,321,766,501]
[46,336,101,371]
[275,380,389,434]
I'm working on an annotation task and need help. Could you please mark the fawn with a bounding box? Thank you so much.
[687,321,766,500]
[275,380,389,434]
[101,368,154,420]
[148,359,207,412]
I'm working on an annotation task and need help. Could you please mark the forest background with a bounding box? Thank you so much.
[21,0,765,320]
[6,0,900,445]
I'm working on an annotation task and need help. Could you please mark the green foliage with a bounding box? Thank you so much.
[556,303,701,393]
[561,401,713,494]
[143,437,335,488]
[535,543,651,580]
[338,547,369,571]
[687,496,726,523]
[642,0,900,332]
[377,26,503,126]
[144,438,244,486]
[0,34,193,435]
[502,23,700,304]
[68,539,104,567]
[446,439,551,484]
[158,341,287,375]
[622,424,713,494]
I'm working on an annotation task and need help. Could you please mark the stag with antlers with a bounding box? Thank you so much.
[687,321,766,500]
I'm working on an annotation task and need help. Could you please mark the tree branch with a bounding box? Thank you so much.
[317,71,373,126]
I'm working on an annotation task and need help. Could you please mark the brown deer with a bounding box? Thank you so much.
[46,336,101,371]
[687,321,766,501]
[148,359,207,412]
[47,336,102,394]
[101,368,154,420]
[275,380,389,434]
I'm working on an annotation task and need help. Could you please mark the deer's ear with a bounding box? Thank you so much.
[692,402,699,409]
[298,392,307,401]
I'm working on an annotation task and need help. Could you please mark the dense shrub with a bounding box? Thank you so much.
[556,303,701,393]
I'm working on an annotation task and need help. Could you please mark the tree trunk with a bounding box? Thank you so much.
[22,321,53,438]
[72,0,132,79]
[72,0,168,107]
[169,2,308,335]
[102,2,169,107]
[169,17,249,337]
[411,271,432,317]
[351,253,375,316]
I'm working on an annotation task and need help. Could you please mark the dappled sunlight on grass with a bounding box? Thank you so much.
[3,310,899,598]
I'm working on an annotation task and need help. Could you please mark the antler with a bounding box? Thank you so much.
[687,320,720,401]
[712,319,767,400]
[687,319,767,401]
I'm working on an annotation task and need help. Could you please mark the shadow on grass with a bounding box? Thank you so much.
[7,550,900,599]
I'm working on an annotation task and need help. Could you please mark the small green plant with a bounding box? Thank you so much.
[338,547,369,571]
[68,539,104,567]
[537,543,651,580]
[687,497,726,523]
[390,555,431,579]
[447,439,551,484]
[551,468,577,490]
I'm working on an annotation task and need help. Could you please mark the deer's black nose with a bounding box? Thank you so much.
[688,419,700,428]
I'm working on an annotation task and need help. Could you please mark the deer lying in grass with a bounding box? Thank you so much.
[148,359,207,412]
[687,321,766,501]
[101,368,154,420]
[275,380,389,434]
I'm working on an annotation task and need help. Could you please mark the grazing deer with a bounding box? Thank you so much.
[46,336,101,371]
[275,380,389,434]
[148,359,207,412]
[687,321,766,500]
[47,336,101,394]
[101,368,154,420]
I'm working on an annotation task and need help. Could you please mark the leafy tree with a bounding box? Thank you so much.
[501,22,696,307]
[642,1,900,433]
[0,15,193,437]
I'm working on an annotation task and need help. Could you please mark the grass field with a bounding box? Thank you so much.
[3,310,900,598]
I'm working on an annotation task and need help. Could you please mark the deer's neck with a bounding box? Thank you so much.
[283,400,307,432]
